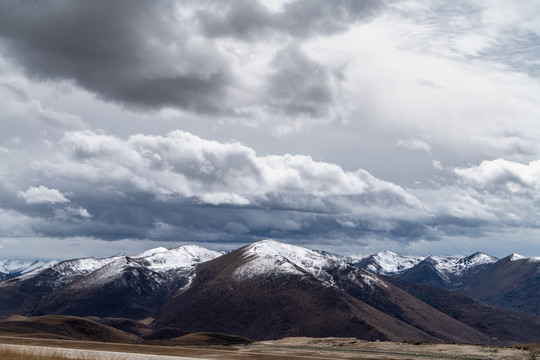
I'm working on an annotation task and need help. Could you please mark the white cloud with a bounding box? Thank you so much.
[17,186,70,205]
[397,138,432,152]
[47,130,421,213]
[455,158,540,194]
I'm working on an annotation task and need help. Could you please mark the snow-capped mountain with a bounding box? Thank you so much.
[153,239,540,345]
[15,255,124,289]
[233,240,389,293]
[234,239,337,280]
[446,253,540,317]
[0,244,221,318]
[32,246,222,318]
[0,259,47,277]
[393,253,498,286]
[357,251,425,275]
[361,250,540,317]
[136,245,221,273]
[2,239,540,345]
[357,251,498,279]
[33,256,169,318]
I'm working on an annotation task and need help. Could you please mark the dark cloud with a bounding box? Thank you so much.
[1,129,434,243]
[2,128,540,254]
[0,0,231,113]
[268,45,334,117]
[0,0,383,117]
[198,0,384,39]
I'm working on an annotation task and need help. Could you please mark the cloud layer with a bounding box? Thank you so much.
[7,130,427,242]
[0,128,538,258]
[1,0,540,258]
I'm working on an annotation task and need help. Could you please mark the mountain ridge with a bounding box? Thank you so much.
[2,239,540,345]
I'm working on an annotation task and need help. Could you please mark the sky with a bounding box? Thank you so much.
[1,0,540,260]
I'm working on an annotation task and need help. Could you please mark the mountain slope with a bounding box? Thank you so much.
[0,315,141,343]
[2,240,540,345]
[376,252,540,317]
[153,240,495,344]
[0,259,47,277]
[0,245,221,318]
[385,276,540,344]
[0,256,121,316]
[32,257,168,318]
[32,245,222,319]
[451,255,540,316]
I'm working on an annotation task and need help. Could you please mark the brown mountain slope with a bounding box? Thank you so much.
[0,315,141,343]
[152,242,494,344]
[385,276,540,344]
[32,257,169,319]
[452,256,540,316]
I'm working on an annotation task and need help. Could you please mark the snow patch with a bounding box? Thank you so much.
[136,245,221,272]
[0,260,47,276]
[359,272,388,288]
[134,247,168,258]
[234,239,332,280]
[68,257,142,291]
[364,251,424,274]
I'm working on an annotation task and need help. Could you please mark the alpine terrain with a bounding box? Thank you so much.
[1,240,540,346]
[358,250,540,316]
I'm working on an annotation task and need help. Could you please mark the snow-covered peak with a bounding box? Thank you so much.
[361,251,425,274]
[11,256,121,284]
[52,256,123,275]
[235,240,390,293]
[244,240,330,270]
[419,256,456,280]
[235,239,334,280]
[427,252,497,276]
[460,252,498,268]
[509,253,526,261]
[134,247,168,258]
[0,259,47,276]
[313,249,354,263]
[136,245,221,272]
[68,257,143,290]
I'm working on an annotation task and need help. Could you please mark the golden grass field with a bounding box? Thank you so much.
[0,345,81,360]
[1,337,538,360]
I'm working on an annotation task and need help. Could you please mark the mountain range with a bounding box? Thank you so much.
[1,240,540,345]
[0,259,48,279]
[357,250,540,317]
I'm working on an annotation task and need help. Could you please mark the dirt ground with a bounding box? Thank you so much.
[0,335,536,360]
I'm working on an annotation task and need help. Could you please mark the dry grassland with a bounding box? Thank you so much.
[0,336,537,360]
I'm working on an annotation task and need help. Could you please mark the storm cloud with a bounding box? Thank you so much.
[197,0,383,39]
[0,0,380,117]
[5,130,429,242]
[3,127,539,255]
[1,0,540,259]
[0,0,231,112]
